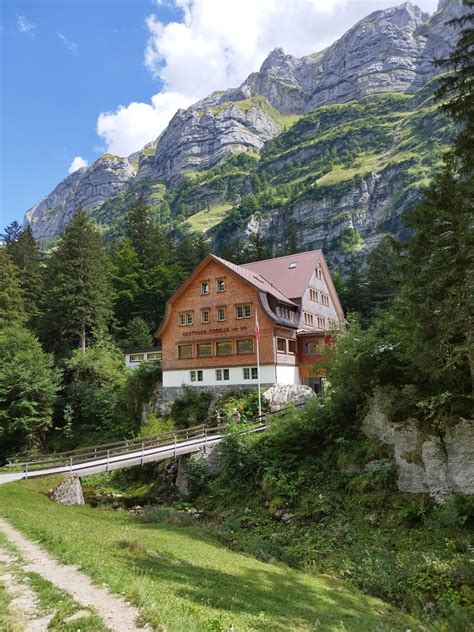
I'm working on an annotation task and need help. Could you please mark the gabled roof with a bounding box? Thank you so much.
[211,255,297,306]
[240,250,322,300]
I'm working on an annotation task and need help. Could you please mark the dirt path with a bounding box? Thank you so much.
[0,518,148,632]
[0,548,53,632]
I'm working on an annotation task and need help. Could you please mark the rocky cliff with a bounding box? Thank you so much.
[25,0,464,266]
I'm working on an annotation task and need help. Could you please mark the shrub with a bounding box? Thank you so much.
[170,385,213,428]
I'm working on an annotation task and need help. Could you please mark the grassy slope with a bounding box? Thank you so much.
[0,478,421,632]
[184,203,233,232]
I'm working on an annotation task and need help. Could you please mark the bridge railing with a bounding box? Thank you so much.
[9,404,303,477]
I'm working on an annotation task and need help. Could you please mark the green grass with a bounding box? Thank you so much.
[316,154,381,186]
[0,478,422,631]
[184,203,233,232]
[210,95,301,131]
[0,531,108,631]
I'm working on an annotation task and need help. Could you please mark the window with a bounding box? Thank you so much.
[217,278,225,292]
[129,354,144,363]
[277,338,286,353]
[278,305,290,319]
[201,309,209,324]
[304,341,323,355]
[216,340,232,355]
[201,281,209,295]
[329,319,338,330]
[321,294,329,307]
[236,338,253,354]
[217,307,226,321]
[236,304,251,319]
[310,288,318,302]
[197,343,212,357]
[288,340,296,354]
[243,367,258,380]
[304,312,314,326]
[179,312,193,326]
[178,344,193,359]
[216,368,230,381]
[146,352,161,361]
[317,317,326,329]
[190,370,203,382]
[315,267,323,280]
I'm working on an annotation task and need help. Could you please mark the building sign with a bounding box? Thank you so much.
[182,325,248,338]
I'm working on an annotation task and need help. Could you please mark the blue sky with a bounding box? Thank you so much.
[0,0,438,229]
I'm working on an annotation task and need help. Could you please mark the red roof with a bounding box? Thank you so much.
[211,255,297,306]
[241,250,322,300]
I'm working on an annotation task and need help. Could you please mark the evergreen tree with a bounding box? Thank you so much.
[0,249,27,328]
[109,238,142,332]
[7,226,44,326]
[43,211,112,353]
[122,316,152,349]
[1,221,22,246]
[125,197,171,267]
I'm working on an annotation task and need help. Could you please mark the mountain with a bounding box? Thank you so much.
[25,1,465,268]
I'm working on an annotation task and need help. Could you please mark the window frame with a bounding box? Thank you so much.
[236,338,253,354]
[201,281,210,295]
[178,344,193,359]
[216,278,225,292]
[304,312,314,326]
[310,288,318,302]
[129,354,144,363]
[201,309,210,324]
[251,367,258,380]
[288,340,296,354]
[217,307,226,322]
[146,352,161,361]
[196,342,213,358]
[277,337,287,353]
[216,340,233,356]
[236,304,251,319]
[179,311,193,326]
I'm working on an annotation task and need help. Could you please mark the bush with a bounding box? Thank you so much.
[170,385,213,428]
[184,453,216,498]
[215,389,268,424]
[0,325,60,461]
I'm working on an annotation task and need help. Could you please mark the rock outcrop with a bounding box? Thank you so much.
[362,389,474,498]
[263,384,316,412]
[24,1,464,248]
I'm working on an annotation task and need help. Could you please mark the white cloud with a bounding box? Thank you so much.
[97,0,439,156]
[96,91,194,157]
[68,156,88,174]
[17,15,36,35]
[58,32,78,55]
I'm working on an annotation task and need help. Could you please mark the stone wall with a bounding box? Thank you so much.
[363,389,474,498]
[49,474,85,505]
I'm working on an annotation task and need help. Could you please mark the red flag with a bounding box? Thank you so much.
[255,312,260,339]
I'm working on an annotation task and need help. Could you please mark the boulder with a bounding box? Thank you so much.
[263,384,316,412]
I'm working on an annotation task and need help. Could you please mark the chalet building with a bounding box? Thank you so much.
[124,347,162,369]
[155,250,344,400]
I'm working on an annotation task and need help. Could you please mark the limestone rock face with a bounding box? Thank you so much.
[49,474,85,505]
[25,155,136,241]
[363,389,474,498]
[24,0,464,242]
[135,100,280,185]
[263,384,316,412]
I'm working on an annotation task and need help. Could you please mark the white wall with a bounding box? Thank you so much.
[163,364,277,388]
[275,364,301,385]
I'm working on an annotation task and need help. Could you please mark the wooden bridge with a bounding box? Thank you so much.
[0,414,280,485]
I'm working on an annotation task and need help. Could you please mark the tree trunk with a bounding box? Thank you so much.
[80,322,86,353]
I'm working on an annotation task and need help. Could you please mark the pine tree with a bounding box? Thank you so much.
[125,197,170,267]
[122,316,152,348]
[0,249,27,328]
[109,238,142,332]
[1,221,22,246]
[43,211,112,353]
[7,226,44,325]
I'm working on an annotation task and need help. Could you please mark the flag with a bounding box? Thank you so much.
[255,312,260,339]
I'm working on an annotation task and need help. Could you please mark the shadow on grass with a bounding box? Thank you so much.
[126,523,412,631]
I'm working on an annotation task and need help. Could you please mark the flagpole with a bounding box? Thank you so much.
[255,310,262,418]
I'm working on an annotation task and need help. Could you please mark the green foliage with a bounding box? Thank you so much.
[0,325,60,461]
[42,210,112,353]
[108,237,142,332]
[215,389,268,423]
[121,360,163,426]
[0,248,27,328]
[121,316,152,349]
[170,385,213,428]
